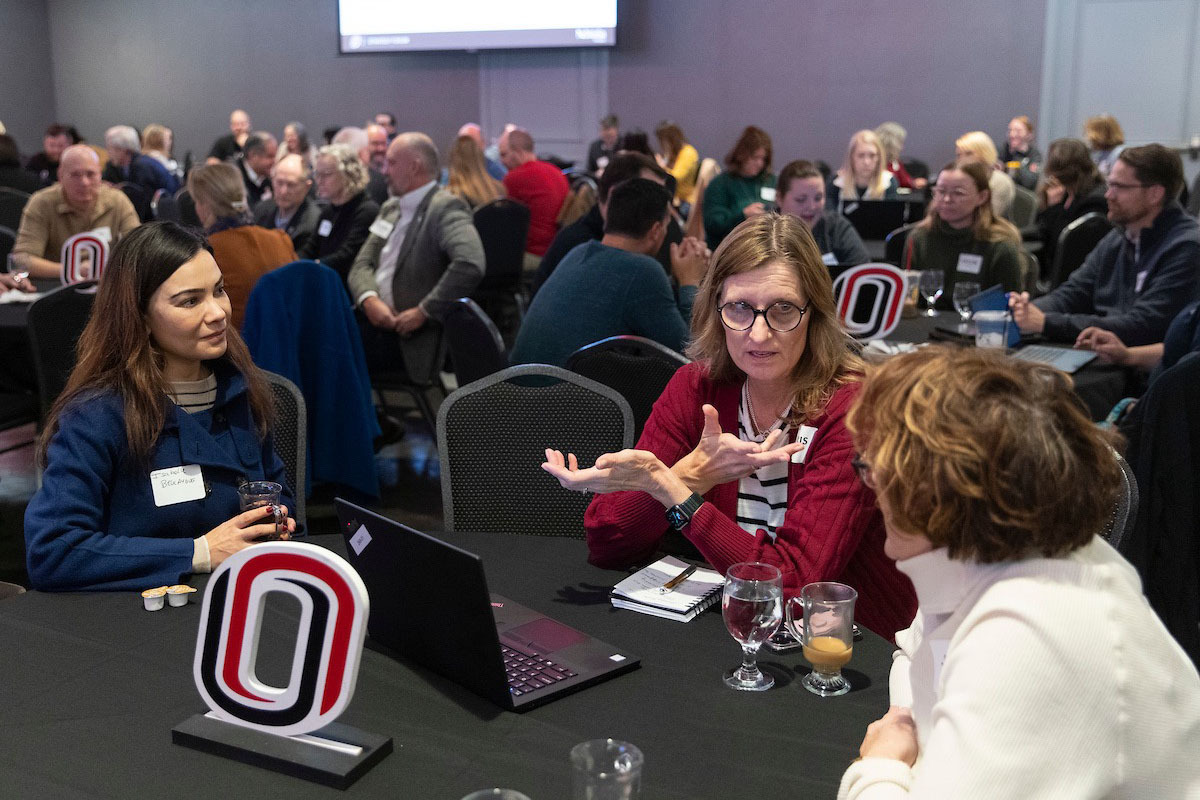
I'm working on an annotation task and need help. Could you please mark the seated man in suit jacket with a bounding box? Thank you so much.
[347,132,485,378]
[253,154,322,254]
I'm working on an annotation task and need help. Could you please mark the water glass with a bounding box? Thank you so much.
[571,738,643,800]
[974,310,1009,349]
[952,281,980,324]
[785,582,857,697]
[460,791,532,800]
[237,480,284,539]
[721,562,782,691]
[918,270,944,316]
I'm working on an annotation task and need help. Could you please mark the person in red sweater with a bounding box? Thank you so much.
[542,214,916,639]
[500,127,568,269]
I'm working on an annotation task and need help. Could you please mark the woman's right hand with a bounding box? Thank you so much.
[204,505,292,568]
[672,405,802,495]
[742,201,767,218]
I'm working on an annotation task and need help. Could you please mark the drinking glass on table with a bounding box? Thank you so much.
[785,581,857,697]
[918,270,944,316]
[237,480,284,540]
[952,281,980,327]
[721,562,782,691]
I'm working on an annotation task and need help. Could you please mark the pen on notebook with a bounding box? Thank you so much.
[658,564,697,594]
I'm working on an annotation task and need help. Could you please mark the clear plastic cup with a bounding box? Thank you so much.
[974,310,1009,349]
[571,738,643,800]
[460,791,532,800]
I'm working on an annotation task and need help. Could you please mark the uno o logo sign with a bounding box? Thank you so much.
[832,263,908,340]
[193,542,369,737]
[60,232,109,285]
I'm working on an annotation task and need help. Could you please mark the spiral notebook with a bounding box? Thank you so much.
[610,556,724,622]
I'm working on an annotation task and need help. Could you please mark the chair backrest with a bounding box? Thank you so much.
[443,297,507,387]
[151,188,181,222]
[884,222,919,266]
[261,370,307,531]
[437,364,634,536]
[119,182,151,222]
[0,225,14,266]
[1100,452,1139,551]
[175,187,202,228]
[0,187,30,232]
[685,158,722,241]
[27,281,97,419]
[473,198,530,290]
[565,335,688,441]
[1008,185,1038,229]
[1188,171,1200,217]
[1049,212,1111,290]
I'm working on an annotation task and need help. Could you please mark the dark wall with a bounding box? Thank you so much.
[42,0,480,164]
[608,0,1048,170]
[0,1,58,156]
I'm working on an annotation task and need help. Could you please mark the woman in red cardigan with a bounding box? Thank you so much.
[543,214,916,638]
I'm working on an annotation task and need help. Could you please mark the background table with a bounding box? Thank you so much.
[0,532,895,798]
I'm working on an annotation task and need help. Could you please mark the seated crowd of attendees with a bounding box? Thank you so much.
[1,104,1199,797]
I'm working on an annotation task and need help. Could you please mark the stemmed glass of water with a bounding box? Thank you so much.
[952,281,980,329]
[918,270,944,316]
[721,562,782,691]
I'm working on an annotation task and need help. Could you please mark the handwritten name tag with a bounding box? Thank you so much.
[317,219,333,237]
[956,253,983,275]
[822,251,839,267]
[790,425,819,464]
[91,226,112,242]
[150,464,206,507]
[760,187,777,203]
[369,218,394,239]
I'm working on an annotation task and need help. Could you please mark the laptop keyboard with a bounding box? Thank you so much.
[501,644,578,696]
[1013,345,1066,364]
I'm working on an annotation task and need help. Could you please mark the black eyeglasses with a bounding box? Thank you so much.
[717,301,809,332]
[850,454,876,489]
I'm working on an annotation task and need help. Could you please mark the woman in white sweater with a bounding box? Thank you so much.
[837,346,1200,799]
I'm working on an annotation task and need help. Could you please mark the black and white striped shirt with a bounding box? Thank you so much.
[168,373,217,414]
[735,384,790,539]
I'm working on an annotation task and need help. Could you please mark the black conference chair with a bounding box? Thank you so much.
[443,297,508,388]
[883,222,919,267]
[0,188,30,233]
[436,364,633,536]
[0,391,37,455]
[0,225,15,266]
[1007,185,1038,231]
[471,198,530,342]
[175,187,202,229]
[261,370,307,531]
[118,182,152,222]
[1040,212,1111,294]
[374,323,447,434]
[565,335,689,441]
[1099,453,1138,553]
[27,281,97,420]
[151,188,181,222]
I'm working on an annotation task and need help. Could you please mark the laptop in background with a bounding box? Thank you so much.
[1011,345,1098,374]
[335,499,640,711]
[839,198,925,240]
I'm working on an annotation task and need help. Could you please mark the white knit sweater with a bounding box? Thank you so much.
[838,537,1200,799]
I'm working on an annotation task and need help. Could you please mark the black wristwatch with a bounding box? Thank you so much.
[665,492,704,531]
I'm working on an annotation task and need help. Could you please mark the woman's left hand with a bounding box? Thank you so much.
[542,448,671,496]
[858,706,919,766]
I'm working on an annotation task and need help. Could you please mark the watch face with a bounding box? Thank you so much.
[666,507,686,530]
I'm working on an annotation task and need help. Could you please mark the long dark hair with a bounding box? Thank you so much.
[38,222,274,468]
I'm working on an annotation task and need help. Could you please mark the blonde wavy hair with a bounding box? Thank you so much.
[187,162,248,221]
[447,135,505,208]
[838,130,890,199]
[919,161,1021,245]
[315,143,369,198]
[686,214,863,424]
[846,347,1121,563]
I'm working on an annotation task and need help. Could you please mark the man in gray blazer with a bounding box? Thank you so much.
[348,132,485,377]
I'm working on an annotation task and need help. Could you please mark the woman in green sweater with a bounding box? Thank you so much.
[904,161,1024,310]
[702,125,776,250]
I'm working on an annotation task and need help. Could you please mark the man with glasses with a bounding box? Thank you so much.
[510,178,707,366]
[253,154,321,253]
[1011,143,1200,345]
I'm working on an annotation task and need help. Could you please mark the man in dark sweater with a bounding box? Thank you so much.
[510,179,707,367]
[253,154,322,254]
[1012,144,1200,345]
[533,152,685,296]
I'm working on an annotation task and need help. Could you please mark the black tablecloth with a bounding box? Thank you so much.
[0,278,55,393]
[888,310,1128,420]
[0,533,893,798]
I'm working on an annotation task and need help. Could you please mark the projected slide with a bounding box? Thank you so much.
[338,1,618,53]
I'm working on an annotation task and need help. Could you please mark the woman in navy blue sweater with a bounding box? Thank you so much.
[24,222,296,591]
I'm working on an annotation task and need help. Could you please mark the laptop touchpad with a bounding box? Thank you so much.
[504,618,589,654]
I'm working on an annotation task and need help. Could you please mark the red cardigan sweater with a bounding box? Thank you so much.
[584,363,916,639]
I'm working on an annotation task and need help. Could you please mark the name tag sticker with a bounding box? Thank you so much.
[91,226,112,242]
[956,253,983,275]
[150,464,206,507]
[317,219,333,237]
[369,218,394,239]
[822,251,839,266]
[790,425,819,464]
[1135,269,1149,293]
[760,187,777,203]
[348,524,372,556]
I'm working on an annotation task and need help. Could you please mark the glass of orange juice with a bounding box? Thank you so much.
[785,581,857,696]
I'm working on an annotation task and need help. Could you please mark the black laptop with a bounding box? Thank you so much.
[839,197,926,240]
[335,499,640,711]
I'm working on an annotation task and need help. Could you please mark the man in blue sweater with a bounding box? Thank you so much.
[1011,144,1200,345]
[510,178,708,366]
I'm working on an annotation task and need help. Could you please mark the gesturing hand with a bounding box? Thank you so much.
[672,404,802,496]
[541,448,668,494]
[858,706,919,766]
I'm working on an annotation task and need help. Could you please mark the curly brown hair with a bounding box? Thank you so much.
[846,347,1122,563]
